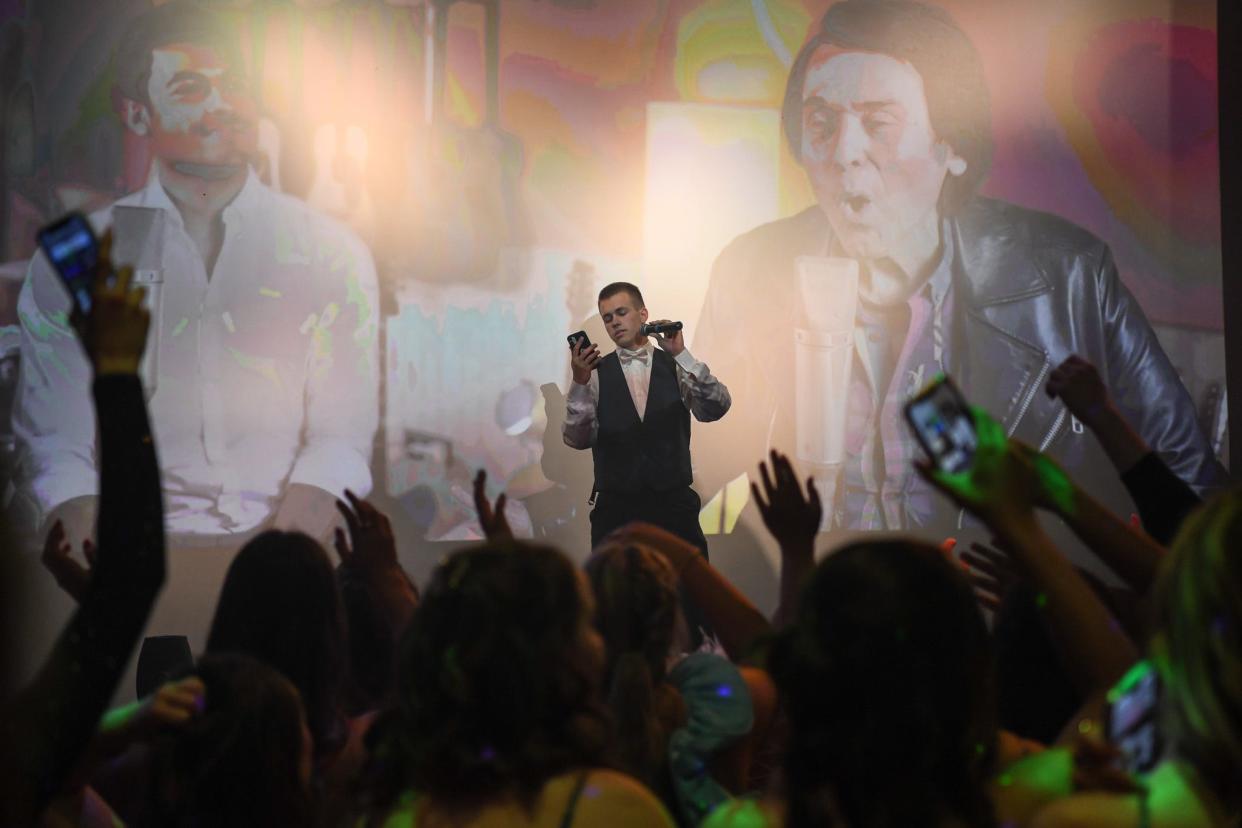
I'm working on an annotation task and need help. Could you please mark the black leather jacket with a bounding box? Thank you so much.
[692,197,1227,528]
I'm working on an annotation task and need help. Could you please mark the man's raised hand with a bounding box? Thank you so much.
[647,318,684,356]
[570,340,601,385]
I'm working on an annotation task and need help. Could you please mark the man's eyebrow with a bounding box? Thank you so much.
[854,99,899,113]
[801,95,901,113]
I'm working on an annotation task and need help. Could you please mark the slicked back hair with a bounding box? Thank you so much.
[113,2,243,106]
[781,0,992,214]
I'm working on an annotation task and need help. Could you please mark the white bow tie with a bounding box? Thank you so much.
[617,347,650,366]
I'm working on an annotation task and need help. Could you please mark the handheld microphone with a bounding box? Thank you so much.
[640,321,683,337]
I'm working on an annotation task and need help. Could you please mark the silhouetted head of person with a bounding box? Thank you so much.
[1153,486,1242,812]
[146,653,314,828]
[361,540,608,817]
[206,530,348,766]
[769,539,997,828]
[585,540,687,789]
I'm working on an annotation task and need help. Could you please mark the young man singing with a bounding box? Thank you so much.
[564,282,731,554]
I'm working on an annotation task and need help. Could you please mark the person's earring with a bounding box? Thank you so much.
[122,101,151,137]
[947,156,967,177]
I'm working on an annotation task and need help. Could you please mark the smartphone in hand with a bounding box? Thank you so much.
[1106,660,1162,774]
[567,330,592,352]
[904,374,977,474]
[37,213,99,315]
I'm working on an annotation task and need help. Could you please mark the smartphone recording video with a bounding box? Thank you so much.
[904,375,977,474]
[1107,660,1162,774]
[37,213,99,315]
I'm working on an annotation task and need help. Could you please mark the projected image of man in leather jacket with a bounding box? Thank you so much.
[692,0,1227,534]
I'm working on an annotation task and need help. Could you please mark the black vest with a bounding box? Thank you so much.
[592,348,693,494]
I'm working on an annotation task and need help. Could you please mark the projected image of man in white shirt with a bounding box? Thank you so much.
[14,5,379,546]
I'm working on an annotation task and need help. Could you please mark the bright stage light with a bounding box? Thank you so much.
[640,102,783,534]
[641,102,783,344]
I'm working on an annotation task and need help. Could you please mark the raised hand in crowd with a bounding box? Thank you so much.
[1046,355,1124,433]
[605,521,770,662]
[960,540,1018,613]
[916,406,1049,529]
[41,519,96,604]
[79,676,206,773]
[1046,355,1149,472]
[39,497,97,575]
[918,407,1137,696]
[751,449,821,552]
[335,489,418,643]
[2,226,165,826]
[604,521,702,572]
[42,676,206,826]
[1047,354,1202,544]
[472,469,514,540]
[921,412,1156,594]
[68,229,150,375]
[751,449,821,627]
[1063,722,1143,795]
[1013,436,1168,595]
[117,675,205,738]
[38,230,150,557]
[960,536,1141,636]
[335,489,398,570]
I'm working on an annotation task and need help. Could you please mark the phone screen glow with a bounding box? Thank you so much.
[39,218,97,313]
[908,395,976,474]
